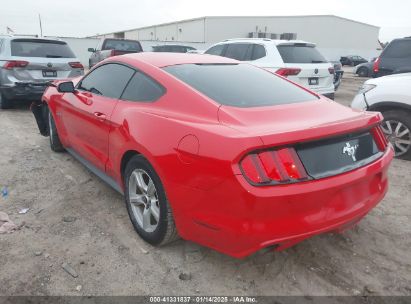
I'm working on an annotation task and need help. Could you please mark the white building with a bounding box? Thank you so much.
[91,15,382,61]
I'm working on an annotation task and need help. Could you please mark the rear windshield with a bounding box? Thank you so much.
[277,44,327,63]
[102,39,142,52]
[11,39,75,58]
[383,40,411,59]
[163,64,317,108]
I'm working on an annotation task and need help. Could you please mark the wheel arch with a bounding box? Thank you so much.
[368,101,411,114]
[120,150,142,181]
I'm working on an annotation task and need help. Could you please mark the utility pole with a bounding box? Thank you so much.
[39,14,43,37]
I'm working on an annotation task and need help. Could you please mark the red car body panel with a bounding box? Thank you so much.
[43,53,393,258]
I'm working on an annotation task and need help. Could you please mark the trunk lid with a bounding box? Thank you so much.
[219,99,384,179]
[286,63,334,91]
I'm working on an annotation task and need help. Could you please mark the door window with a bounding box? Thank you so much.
[250,44,266,60]
[121,72,165,102]
[78,63,135,99]
[205,44,225,56]
[224,44,252,61]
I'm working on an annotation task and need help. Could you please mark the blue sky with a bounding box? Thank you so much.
[0,0,409,42]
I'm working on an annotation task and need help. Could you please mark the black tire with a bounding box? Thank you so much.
[381,110,411,160]
[0,92,13,109]
[124,155,179,246]
[48,110,65,152]
[357,67,369,77]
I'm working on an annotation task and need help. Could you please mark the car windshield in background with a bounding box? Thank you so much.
[11,39,75,58]
[277,44,327,63]
[163,63,317,108]
[103,39,142,51]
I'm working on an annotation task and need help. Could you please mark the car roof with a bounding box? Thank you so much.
[218,38,315,46]
[116,52,239,68]
[0,35,63,42]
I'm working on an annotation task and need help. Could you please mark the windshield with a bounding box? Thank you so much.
[11,39,75,58]
[102,39,142,51]
[163,63,317,108]
[277,44,327,63]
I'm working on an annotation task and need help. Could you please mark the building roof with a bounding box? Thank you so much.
[89,15,379,38]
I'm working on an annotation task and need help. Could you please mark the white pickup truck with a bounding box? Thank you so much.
[88,38,143,68]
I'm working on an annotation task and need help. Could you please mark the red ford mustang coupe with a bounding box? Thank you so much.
[42,53,393,258]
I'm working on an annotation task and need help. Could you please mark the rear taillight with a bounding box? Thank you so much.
[328,67,335,74]
[240,148,309,185]
[276,68,301,77]
[2,60,29,70]
[371,125,389,151]
[110,50,122,57]
[69,62,84,69]
[373,57,380,73]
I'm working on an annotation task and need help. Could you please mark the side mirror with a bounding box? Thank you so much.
[57,81,75,93]
[88,48,96,52]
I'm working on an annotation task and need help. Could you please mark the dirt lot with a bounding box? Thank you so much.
[1,70,410,296]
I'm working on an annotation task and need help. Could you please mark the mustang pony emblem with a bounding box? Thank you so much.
[343,142,359,161]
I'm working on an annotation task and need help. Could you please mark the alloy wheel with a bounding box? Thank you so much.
[128,169,160,233]
[381,119,411,156]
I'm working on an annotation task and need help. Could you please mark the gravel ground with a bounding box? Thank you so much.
[0,71,410,296]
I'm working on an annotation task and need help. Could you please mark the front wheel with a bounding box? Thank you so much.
[381,110,411,160]
[124,155,179,246]
[48,110,65,152]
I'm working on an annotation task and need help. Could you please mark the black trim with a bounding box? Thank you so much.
[368,101,411,112]
[66,148,124,195]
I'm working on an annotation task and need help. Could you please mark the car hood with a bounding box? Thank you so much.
[218,98,382,147]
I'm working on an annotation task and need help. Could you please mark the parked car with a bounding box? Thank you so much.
[152,44,196,53]
[354,58,377,77]
[373,37,411,78]
[330,61,344,90]
[0,35,84,109]
[204,39,335,99]
[88,38,143,68]
[352,73,411,159]
[340,55,368,66]
[41,53,393,258]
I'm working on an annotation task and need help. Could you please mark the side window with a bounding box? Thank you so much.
[251,44,266,60]
[78,63,134,99]
[205,44,225,56]
[121,71,165,102]
[383,40,411,59]
[224,44,252,61]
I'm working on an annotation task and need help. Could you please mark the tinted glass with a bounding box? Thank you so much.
[11,39,75,58]
[224,44,252,61]
[251,44,266,60]
[102,39,142,52]
[277,44,327,63]
[205,44,225,56]
[164,64,317,108]
[383,40,411,59]
[79,64,134,99]
[121,72,165,102]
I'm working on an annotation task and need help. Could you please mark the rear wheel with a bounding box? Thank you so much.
[0,92,13,109]
[48,110,65,152]
[124,155,179,245]
[357,67,369,77]
[381,110,411,160]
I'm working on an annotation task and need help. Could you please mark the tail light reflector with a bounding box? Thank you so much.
[275,68,301,77]
[2,60,29,70]
[371,125,389,151]
[240,148,309,185]
[69,62,84,69]
[110,50,123,57]
[373,57,380,73]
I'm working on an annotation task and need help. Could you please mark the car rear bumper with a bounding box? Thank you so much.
[173,147,394,258]
[0,82,49,101]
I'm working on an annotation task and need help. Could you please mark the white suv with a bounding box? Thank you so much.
[351,73,411,159]
[204,38,335,99]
